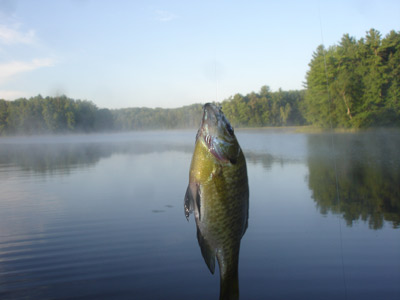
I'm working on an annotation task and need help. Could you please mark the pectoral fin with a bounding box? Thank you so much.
[184,185,194,220]
[197,227,216,274]
[184,183,201,220]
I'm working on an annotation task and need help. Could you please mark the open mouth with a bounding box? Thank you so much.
[200,103,234,163]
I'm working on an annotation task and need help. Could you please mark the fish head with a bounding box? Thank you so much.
[197,103,240,164]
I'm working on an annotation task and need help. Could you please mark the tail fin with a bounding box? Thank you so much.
[219,270,239,300]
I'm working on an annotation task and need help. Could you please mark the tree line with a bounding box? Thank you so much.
[0,89,306,135]
[305,29,400,128]
[0,28,399,135]
[0,95,205,135]
[0,95,112,135]
[221,87,306,127]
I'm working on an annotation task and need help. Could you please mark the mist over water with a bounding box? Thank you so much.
[0,129,399,299]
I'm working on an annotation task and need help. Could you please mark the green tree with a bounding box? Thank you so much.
[42,97,58,131]
[74,100,97,132]
[379,30,400,125]
[280,103,291,125]
[332,34,362,127]
[94,108,114,131]
[305,29,400,128]
[304,45,336,127]
[0,99,8,134]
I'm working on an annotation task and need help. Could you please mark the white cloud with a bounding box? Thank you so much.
[0,58,55,83]
[155,10,177,22]
[0,24,36,45]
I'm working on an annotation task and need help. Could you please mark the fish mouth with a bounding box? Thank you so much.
[201,103,234,135]
[199,103,235,162]
[203,103,219,124]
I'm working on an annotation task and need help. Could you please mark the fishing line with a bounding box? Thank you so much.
[318,5,348,300]
[215,51,218,103]
[214,43,221,105]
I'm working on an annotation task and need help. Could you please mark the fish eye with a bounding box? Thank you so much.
[226,124,234,136]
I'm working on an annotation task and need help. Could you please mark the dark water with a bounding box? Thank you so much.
[0,129,399,300]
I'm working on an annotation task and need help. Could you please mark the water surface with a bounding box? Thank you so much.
[0,130,399,299]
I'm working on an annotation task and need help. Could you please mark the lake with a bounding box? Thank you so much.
[0,129,399,300]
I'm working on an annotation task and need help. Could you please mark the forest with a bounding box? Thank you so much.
[305,29,400,128]
[0,29,399,135]
[0,89,305,135]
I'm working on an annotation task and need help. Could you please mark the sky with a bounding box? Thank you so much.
[0,0,399,109]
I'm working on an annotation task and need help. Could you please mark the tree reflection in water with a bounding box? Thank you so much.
[2,130,399,230]
[307,130,400,229]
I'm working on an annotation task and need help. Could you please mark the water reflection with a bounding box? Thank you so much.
[0,143,105,175]
[307,130,400,229]
[0,130,399,299]
[0,132,194,176]
[245,151,302,169]
[2,130,398,232]
[0,130,306,178]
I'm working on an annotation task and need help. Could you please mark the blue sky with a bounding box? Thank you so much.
[0,0,399,109]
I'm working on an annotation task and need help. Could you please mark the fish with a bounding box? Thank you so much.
[185,103,249,300]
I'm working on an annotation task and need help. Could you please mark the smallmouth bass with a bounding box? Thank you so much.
[185,103,249,300]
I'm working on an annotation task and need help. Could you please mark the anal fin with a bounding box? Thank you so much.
[197,227,216,274]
